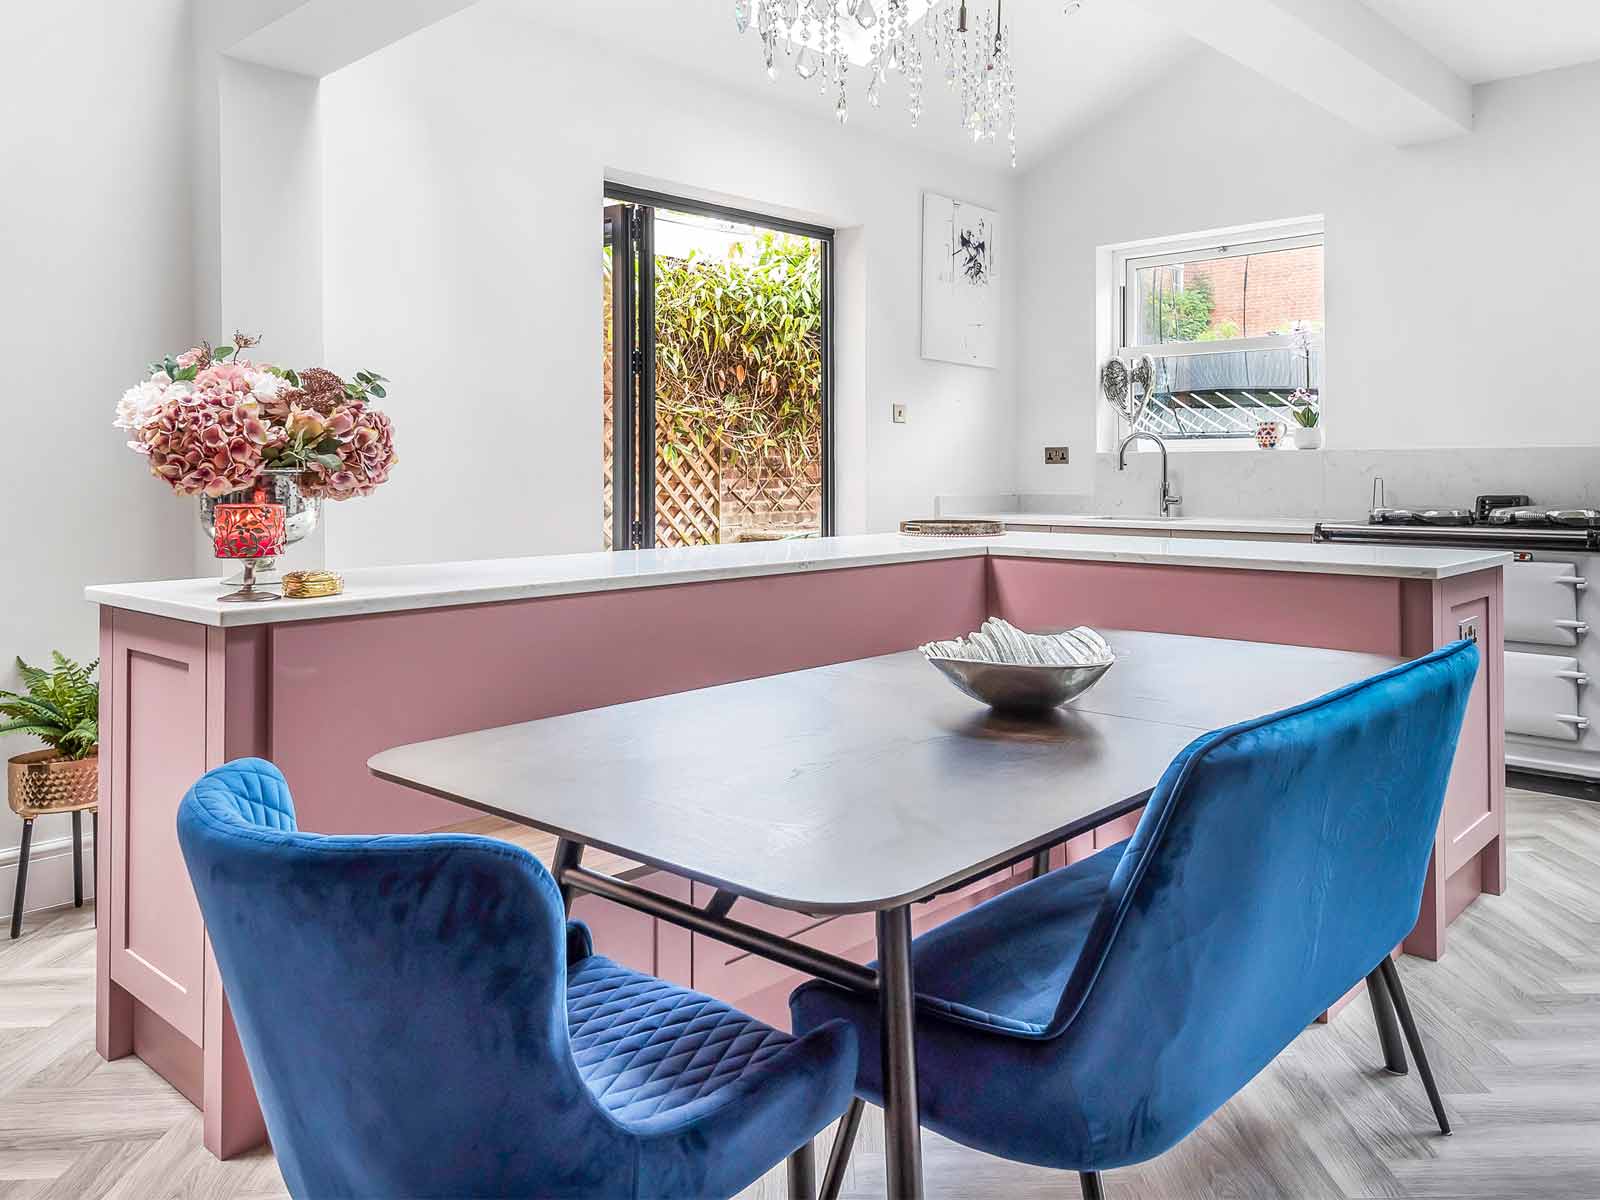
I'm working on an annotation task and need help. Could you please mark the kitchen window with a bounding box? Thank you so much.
[1111,221,1324,443]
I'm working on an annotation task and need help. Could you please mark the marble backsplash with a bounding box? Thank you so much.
[940,446,1600,522]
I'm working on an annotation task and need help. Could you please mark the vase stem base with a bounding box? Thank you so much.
[217,562,280,603]
[218,586,280,604]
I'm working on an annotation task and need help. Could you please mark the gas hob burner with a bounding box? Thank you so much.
[1368,507,1477,527]
[1487,507,1600,528]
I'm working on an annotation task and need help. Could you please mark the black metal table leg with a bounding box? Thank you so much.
[877,905,923,1200]
[552,839,584,914]
[72,811,84,908]
[1366,962,1409,1075]
[1079,1171,1106,1200]
[91,810,98,927]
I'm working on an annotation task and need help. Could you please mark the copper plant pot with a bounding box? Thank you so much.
[7,750,98,818]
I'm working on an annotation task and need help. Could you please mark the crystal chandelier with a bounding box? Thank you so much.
[734,0,1017,166]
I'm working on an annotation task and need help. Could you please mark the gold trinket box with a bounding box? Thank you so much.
[281,570,344,599]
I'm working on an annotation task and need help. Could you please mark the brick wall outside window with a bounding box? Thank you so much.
[1186,246,1323,338]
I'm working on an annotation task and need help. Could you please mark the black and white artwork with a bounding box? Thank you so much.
[922,193,998,368]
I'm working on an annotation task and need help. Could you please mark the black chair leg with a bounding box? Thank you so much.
[1366,962,1409,1075]
[72,811,83,908]
[819,1097,864,1200]
[1080,1171,1107,1200]
[788,1141,817,1200]
[10,819,33,939]
[91,810,98,927]
[1378,958,1452,1136]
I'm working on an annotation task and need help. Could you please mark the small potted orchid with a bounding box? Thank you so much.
[1289,390,1322,449]
[115,334,398,567]
[1286,322,1322,450]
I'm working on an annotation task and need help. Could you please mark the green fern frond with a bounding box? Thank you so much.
[14,658,49,692]
[0,696,68,726]
[0,721,66,747]
[2,655,98,756]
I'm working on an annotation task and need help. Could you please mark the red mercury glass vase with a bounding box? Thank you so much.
[213,503,287,560]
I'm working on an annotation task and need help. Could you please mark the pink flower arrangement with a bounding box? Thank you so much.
[117,334,397,499]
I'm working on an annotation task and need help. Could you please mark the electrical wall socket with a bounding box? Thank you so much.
[1044,446,1070,465]
[891,404,908,424]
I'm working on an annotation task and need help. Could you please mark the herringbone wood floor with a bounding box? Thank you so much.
[1,789,1595,1199]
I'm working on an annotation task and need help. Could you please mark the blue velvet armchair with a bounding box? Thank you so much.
[793,640,1479,1199]
[177,759,857,1200]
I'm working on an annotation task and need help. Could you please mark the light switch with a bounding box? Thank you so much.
[891,404,908,424]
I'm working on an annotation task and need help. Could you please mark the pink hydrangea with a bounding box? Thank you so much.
[300,403,398,499]
[138,393,282,497]
[118,339,396,501]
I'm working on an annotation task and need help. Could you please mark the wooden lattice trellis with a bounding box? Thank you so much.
[603,268,821,549]
[655,442,722,548]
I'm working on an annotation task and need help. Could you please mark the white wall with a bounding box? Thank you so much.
[314,0,1018,566]
[1016,50,1600,502]
[0,0,199,911]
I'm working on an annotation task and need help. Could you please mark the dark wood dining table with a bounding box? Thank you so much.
[370,630,1401,1199]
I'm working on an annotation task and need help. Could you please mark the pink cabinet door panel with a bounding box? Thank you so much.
[690,867,1026,1029]
[1438,581,1504,880]
[721,869,1034,1029]
[573,870,693,987]
[108,614,209,1043]
[1093,807,1144,849]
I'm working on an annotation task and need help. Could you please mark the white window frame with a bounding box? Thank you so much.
[1100,216,1326,452]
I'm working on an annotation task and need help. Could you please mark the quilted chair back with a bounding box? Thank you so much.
[1048,639,1479,1168]
[176,759,633,1199]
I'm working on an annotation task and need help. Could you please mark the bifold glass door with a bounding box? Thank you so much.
[603,191,832,550]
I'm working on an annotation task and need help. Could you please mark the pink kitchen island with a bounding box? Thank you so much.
[86,530,1508,1158]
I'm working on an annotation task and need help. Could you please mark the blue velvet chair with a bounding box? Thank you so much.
[793,640,1479,1199]
[177,759,857,1200]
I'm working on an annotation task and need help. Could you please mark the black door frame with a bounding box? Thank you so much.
[605,184,835,548]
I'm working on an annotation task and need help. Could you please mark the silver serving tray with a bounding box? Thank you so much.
[924,657,1114,715]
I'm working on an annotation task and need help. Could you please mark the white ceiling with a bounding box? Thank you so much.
[520,0,1194,170]
[515,0,1600,167]
[1357,0,1600,84]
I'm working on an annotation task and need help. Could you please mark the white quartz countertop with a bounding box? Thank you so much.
[86,531,1509,628]
[972,512,1320,536]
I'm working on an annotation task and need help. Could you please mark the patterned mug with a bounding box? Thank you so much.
[1255,420,1286,450]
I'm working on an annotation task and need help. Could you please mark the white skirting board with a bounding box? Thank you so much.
[0,830,95,918]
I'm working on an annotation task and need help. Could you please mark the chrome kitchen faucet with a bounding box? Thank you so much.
[1117,432,1182,518]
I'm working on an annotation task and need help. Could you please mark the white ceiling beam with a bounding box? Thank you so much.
[222,0,483,79]
[1131,0,1473,144]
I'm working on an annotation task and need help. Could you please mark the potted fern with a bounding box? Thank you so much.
[3,654,99,936]
[2,654,100,814]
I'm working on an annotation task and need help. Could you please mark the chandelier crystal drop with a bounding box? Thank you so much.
[738,0,1017,166]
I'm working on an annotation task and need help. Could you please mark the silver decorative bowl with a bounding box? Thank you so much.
[925,657,1114,714]
[198,467,321,582]
[921,620,1116,714]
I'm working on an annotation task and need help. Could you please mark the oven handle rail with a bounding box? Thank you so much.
[1314,522,1599,550]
